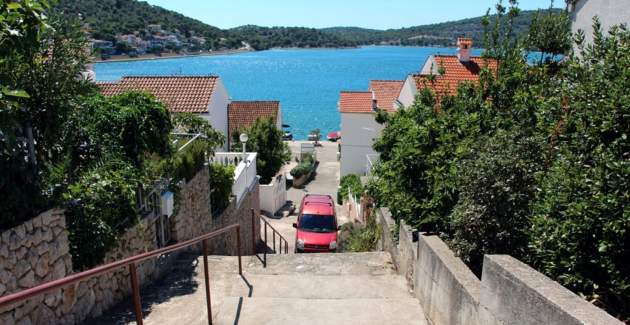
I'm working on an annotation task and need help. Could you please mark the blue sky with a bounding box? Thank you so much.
[144,0,560,30]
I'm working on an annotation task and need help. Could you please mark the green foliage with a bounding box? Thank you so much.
[229,25,356,50]
[172,112,225,150]
[290,153,314,178]
[447,131,544,275]
[172,139,207,182]
[209,163,235,213]
[340,211,381,252]
[322,9,562,47]
[63,92,172,172]
[339,174,363,202]
[234,117,291,184]
[527,23,630,319]
[64,161,139,270]
[369,3,629,320]
[527,6,572,60]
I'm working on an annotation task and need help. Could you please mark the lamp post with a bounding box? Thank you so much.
[240,133,249,186]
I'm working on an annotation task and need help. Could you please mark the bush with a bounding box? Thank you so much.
[172,140,207,182]
[290,153,315,178]
[340,211,381,252]
[339,174,363,203]
[232,117,291,184]
[64,161,139,271]
[447,131,544,275]
[209,163,235,213]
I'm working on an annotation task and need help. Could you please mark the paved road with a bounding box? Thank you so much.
[262,141,348,253]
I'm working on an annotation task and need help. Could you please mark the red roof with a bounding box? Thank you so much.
[228,101,280,137]
[415,55,498,96]
[338,91,374,114]
[98,76,219,113]
[368,80,404,112]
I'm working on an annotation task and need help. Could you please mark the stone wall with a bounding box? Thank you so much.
[377,209,622,325]
[0,167,261,324]
[169,167,260,256]
[0,209,73,325]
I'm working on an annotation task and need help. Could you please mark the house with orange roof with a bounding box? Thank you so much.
[99,75,231,148]
[397,38,498,108]
[339,79,404,176]
[227,100,282,147]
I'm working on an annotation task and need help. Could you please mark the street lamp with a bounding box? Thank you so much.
[240,133,249,186]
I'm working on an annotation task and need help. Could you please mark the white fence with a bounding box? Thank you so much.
[210,152,258,206]
[260,174,287,216]
[348,189,362,222]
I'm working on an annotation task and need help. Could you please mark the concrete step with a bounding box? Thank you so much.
[214,297,428,325]
[210,273,412,299]
[203,252,397,276]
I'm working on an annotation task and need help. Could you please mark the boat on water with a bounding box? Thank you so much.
[282,124,293,141]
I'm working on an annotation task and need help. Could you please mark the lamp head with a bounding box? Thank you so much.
[240,133,249,143]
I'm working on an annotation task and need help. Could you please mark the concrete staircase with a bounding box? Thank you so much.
[100,252,428,325]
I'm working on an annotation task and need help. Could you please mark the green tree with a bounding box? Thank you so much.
[233,117,290,184]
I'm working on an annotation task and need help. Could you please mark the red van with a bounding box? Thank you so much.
[293,194,338,253]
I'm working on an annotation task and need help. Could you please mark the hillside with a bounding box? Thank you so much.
[322,9,563,47]
[54,0,355,51]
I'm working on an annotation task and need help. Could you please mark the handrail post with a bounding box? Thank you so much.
[286,240,288,254]
[236,225,243,275]
[273,230,276,253]
[251,209,256,254]
[202,240,213,325]
[264,221,268,268]
[129,263,143,325]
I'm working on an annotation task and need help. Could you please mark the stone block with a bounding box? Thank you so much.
[15,259,31,278]
[35,253,50,278]
[14,224,26,241]
[18,270,36,288]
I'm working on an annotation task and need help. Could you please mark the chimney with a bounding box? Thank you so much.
[371,91,378,111]
[457,38,472,63]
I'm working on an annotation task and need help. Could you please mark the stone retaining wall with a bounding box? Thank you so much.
[0,167,261,324]
[377,208,622,325]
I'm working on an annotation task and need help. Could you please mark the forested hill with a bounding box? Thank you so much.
[54,0,356,50]
[322,9,563,47]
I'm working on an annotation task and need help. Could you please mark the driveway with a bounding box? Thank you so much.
[262,141,348,253]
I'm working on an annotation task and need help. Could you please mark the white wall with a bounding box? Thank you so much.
[397,75,417,109]
[340,113,384,176]
[571,0,629,47]
[259,174,287,215]
[207,78,230,150]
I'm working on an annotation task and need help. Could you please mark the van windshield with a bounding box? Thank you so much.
[299,214,336,233]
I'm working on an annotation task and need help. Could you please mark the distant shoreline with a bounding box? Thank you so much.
[92,48,253,63]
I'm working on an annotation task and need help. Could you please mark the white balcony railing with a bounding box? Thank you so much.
[210,152,258,206]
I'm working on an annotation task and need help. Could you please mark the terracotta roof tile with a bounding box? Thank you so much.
[228,101,280,137]
[98,76,219,113]
[414,55,498,97]
[338,91,375,114]
[368,80,404,112]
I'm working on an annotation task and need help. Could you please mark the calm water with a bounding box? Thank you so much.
[95,46,482,139]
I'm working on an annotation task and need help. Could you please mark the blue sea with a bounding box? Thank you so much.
[95,46,482,140]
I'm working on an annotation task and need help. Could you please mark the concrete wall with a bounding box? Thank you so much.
[340,112,384,176]
[260,174,287,216]
[377,209,623,325]
[571,0,630,47]
[479,255,622,325]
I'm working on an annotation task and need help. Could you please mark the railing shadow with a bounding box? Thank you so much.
[83,252,200,325]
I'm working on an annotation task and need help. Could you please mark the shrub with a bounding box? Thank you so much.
[232,117,291,184]
[447,131,544,275]
[209,163,235,213]
[64,161,139,271]
[290,153,315,178]
[172,139,207,182]
[339,174,363,202]
[340,211,381,252]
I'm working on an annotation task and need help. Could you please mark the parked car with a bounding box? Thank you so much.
[327,131,341,142]
[282,124,293,141]
[293,194,338,253]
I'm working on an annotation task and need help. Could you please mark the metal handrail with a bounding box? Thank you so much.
[0,223,243,325]
[252,209,289,268]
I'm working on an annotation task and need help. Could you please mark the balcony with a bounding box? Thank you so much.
[210,152,258,205]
